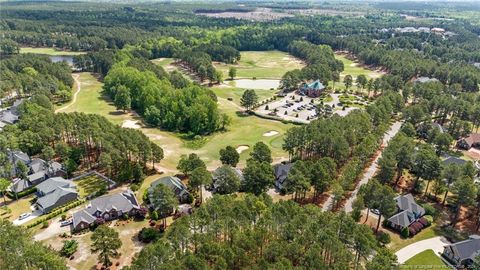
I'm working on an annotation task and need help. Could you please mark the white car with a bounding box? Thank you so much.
[60,219,73,227]
[18,213,31,220]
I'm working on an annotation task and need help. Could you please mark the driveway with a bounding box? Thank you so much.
[13,209,42,225]
[34,216,71,241]
[395,236,450,264]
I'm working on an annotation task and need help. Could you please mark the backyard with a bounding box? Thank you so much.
[75,174,108,198]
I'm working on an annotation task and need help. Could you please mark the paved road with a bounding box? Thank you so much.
[322,120,403,212]
[395,236,450,264]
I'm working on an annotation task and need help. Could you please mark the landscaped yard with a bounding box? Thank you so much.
[76,174,108,198]
[389,224,439,252]
[20,47,86,56]
[401,249,448,269]
[213,50,305,79]
[60,72,292,171]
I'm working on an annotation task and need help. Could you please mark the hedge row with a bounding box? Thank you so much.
[25,199,85,228]
[7,187,37,199]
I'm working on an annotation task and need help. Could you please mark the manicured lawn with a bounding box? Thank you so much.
[60,72,292,171]
[401,249,448,268]
[212,86,276,104]
[331,54,384,91]
[389,225,439,252]
[213,51,305,79]
[76,174,107,198]
[20,47,86,56]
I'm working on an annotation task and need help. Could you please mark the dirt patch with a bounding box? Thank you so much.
[121,120,141,129]
[236,145,249,154]
[263,130,279,137]
[145,133,164,140]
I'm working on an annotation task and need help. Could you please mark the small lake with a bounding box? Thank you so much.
[232,79,280,90]
[48,55,74,66]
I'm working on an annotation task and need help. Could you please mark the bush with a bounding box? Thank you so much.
[42,221,49,228]
[61,240,78,257]
[61,214,67,221]
[422,204,437,218]
[138,227,161,243]
[150,211,159,221]
[130,184,139,192]
[376,231,391,245]
[94,217,105,226]
[7,187,37,199]
[401,227,409,238]
[265,105,269,110]
[423,215,433,226]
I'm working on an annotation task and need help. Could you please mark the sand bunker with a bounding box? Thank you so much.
[122,120,141,129]
[263,130,279,137]
[236,145,249,154]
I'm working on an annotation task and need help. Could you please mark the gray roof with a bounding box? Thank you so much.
[9,150,30,165]
[443,156,468,167]
[27,171,46,184]
[388,210,416,228]
[414,77,439,83]
[36,186,77,210]
[9,178,32,193]
[72,189,139,228]
[447,235,480,262]
[395,194,425,217]
[36,177,75,195]
[0,111,19,124]
[274,163,293,185]
[30,158,47,174]
[149,176,189,198]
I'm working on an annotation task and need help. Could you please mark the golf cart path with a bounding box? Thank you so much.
[55,73,81,113]
[395,236,450,264]
[322,120,403,212]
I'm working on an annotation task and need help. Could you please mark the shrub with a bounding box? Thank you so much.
[183,193,194,204]
[265,105,269,110]
[94,217,105,226]
[138,227,161,243]
[136,207,148,219]
[130,184,139,192]
[61,240,78,257]
[284,111,287,115]
[150,211,159,221]
[42,221,49,228]
[61,214,67,221]
[423,215,433,226]
[376,231,391,245]
[7,187,37,199]
[422,204,437,218]
[401,227,409,238]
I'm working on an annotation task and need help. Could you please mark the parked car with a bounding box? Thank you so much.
[371,209,380,215]
[60,219,73,227]
[19,213,31,220]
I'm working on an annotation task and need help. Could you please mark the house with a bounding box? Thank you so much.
[443,235,480,267]
[0,110,19,124]
[211,166,244,192]
[298,80,325,98]
[72,189,140,231]
[387,194,427,235]
[148,176,190,203]
[442,155,468,167]
[457,133,480,150]
[274,163,293,190]
[413,77,439,84]
[35,177,78,213]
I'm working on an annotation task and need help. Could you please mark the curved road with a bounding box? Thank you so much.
[55,73,81,113]
[322,120,403,212]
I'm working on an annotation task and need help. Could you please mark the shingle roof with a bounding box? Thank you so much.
[36,186,77,211]
[9,178,32,193]
[30,158,47,174]
[448,235,480,261]
[0,111,19,124]
[27,171,46,184]
[36,177,75,195]
[274,163,293,185]
[395,194,425,217]
[443,156,468,166]
[388,210,416,228]
[150,176,188,198]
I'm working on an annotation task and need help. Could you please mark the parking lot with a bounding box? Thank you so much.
[255,92,365,123]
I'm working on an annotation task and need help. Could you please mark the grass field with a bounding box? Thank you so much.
[20,47,86,56]
[0,195,35,221]
[332,54,384,91]
[63,72,292,171]
[401,249,448,269]
[389,225,439,252]
[76,175,107,198]
[213,51,305,79]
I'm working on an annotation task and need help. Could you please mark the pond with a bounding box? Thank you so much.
[48,55,74,66]
[233,79,280,90]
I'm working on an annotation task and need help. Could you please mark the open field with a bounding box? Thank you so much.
[401,249,448,268]
[61,72,292,171]
[213,51,305,79]
[20,47,86,56]
[332,53,385,91]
